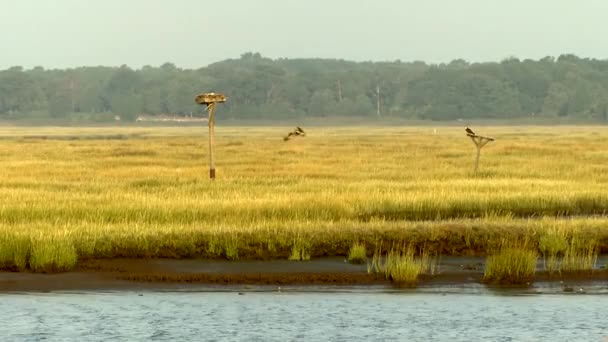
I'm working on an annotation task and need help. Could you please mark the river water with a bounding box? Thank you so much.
[1,290,606,341]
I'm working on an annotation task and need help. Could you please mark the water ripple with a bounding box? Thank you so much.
[0,292,606,341]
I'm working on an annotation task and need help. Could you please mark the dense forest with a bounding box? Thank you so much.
[1,53,608,123]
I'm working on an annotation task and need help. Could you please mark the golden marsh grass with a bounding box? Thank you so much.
[0,126,607,272]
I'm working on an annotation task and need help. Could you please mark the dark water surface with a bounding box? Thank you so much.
[1,290,606,341]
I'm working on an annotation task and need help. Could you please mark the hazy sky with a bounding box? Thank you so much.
[1,0,607,69]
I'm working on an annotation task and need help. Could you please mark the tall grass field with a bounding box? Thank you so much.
[0,126,607,272]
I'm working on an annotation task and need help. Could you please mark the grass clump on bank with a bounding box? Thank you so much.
[0,233,30,271]
[29,235,78,273]
[347,242,367,264]
[223,237,240,261]
[539,227,568,274]
[384,248,426,287]
[561,237,598,273]
[367,245,436,287]
[0,230,78,273]
[288,239,311,261]
[539,227,599,274]
[483,247,537,284]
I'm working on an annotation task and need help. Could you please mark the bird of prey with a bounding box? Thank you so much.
[284,127,306,141]
[465,127,475,135]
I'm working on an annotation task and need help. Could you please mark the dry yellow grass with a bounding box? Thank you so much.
[0,125,607,271]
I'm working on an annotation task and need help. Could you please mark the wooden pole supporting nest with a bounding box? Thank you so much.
[195,92,227,180]
[466,128,494,173]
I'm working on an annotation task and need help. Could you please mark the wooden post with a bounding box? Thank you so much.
[195,92,227,180]
[208,102,216,179]
[474,144,481,173]
[467,134,494,174]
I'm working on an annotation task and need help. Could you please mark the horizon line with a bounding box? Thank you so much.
[1,52,605,71]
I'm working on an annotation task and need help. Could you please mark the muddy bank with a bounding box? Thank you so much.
[0,256,606,293]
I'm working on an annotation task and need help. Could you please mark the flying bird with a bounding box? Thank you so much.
[284,127,306,141]
[465,127,475,135]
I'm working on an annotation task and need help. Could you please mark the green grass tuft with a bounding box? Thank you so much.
[484,248,537,284]
[371,246,435,287]
[561,237,598,272]
[539,228,568,273]
[383,248,428,287]
[288,239,311,261]
[347,242,367,264]
[29,236,78,273]
[223,238,239,261]
[0,233,30,271]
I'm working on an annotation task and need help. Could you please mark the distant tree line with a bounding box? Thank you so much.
[1,52,608,122]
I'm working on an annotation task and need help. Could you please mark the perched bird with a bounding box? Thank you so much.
[283,126,306,141]
[465,127,475,135]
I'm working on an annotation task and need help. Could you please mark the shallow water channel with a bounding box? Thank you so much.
[1,289,607,341]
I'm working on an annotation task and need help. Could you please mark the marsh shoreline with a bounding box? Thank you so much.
[1,256,606,293]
